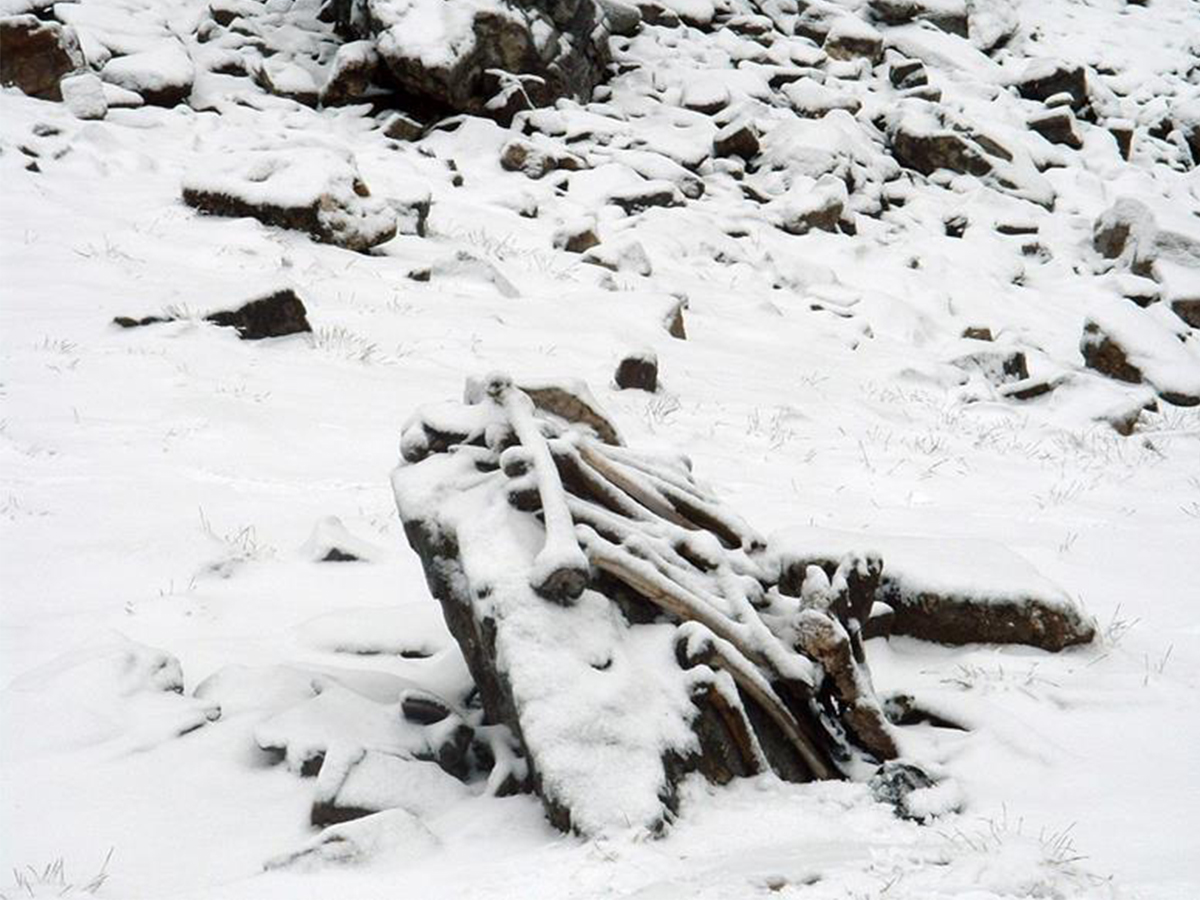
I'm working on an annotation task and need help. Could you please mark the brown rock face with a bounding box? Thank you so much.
[326,0,610,121]
[0,16,83,101]
[1080,320,1143,384]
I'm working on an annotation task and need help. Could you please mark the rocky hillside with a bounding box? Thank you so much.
[2,0,1199,897]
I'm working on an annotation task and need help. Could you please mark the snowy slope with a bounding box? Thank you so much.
[2,0,1200,896]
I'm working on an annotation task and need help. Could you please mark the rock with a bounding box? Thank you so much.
[182,148,397,252]
[869,0,968,36]
[102,82,144,109]
[582,239,653,276]
[869,761,942,821]
[614,350,658,392]
[1013,59,1087,111]
[664,296,687,339]
[205,289,313,340]
[889,113,992,177]
[770,176,847,235]
[952,348,1029,385]
[100,40,194,107]
[1107,118,1133,160]
[1081,321,1142,384]
[552,217,600,254]
[113,314,172,329]
[265,809,439,871]
[0,15,84,101]
[301,515,377,562]
[1027,107,1082,149]
[1092,198,1200,276]
[391,185,432,238]
[681,78,730,115]
[320,40,379,107]
[783,80,861,118]
[500,138,586,179]
[597,0,642,36]
[944,214,968,238]
[713,120,760,159]
[1172,299,1200,329]
[382,112,424,141]
[888,57,927,90]
[608,180,684,215]
[961,326,993,341]
[254,58,319,106]
[823,17,883,63]
[324,0,611,121]
[60,73,108,120]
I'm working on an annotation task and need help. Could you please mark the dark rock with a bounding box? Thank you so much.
[1001,377,1060,401]
[1028,108,1082,149]
[953,348,1029,385]
[1108,120,1133,160]
[597,0,641,36]
[204,289,313,340]
[1014,60,1088,110]
[500,138,585,179]
[553,220,600,254]
[320,40,379,106]
[996,221,1038,236]
[382,111,424,141]
[1172,299,1200,328]
[888,57,927,90]
[961,326,993,341]
[713,121,759,160]
[0,15,83,101]
[1081,320,1142,384]
[664,297,687,339]
[325,0,611,121]
[869,0,967,37]
[944,214,968,238]
[113,314,172,329]
[614,351,658,392]
[823,20,882,62]
[890,126,992,177]
[869,761,943,820]
[609,182,683,215]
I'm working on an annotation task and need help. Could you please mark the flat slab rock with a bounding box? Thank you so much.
[181,148,397,251]
[773,526,1096,651]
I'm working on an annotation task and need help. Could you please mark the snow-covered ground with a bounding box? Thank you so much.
[2,0,1199,896]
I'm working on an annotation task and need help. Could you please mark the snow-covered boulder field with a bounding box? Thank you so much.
[2,0,1200,896]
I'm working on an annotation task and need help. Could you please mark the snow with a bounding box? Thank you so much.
[99,40,194,101]
[3,0,1200,895]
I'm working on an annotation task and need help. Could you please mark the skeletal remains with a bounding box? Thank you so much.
[391,373,1093,835]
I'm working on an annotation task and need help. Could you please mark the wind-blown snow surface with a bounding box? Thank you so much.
[2,0,1200,895]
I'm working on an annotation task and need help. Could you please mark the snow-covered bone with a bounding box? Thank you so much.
[392,377,965,835]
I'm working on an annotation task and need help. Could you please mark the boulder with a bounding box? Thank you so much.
[60,72,108,120]
[205,289,313,340]
[1080,320,1142,384]
[254,58,320,107]
[597,0,641,36]
[1107,118,1133,160]
[500,138,586,179]
[382,111,424,141]
[869,0,968,37]
[769,176,847,235]
[888,112,992,177]
[713,120,760,159]
[608,180,684,215]
[323,0,611,121]
[823,17,883,63]
[181,148,397,252]
[552,217,600,254]
[888,57,927,90]
[582,239,653,275]
[0,15,83,101]
[1027,107,1082,149]
[1013,59,1087,111]
[100,40,194,107]
[320,40,379,106]
[614,350,658,391]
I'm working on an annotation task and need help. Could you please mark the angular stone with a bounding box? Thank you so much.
[0,16,83,101]
[205,289,313,340]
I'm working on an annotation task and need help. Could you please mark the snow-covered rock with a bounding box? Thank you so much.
[181,148,397,251]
